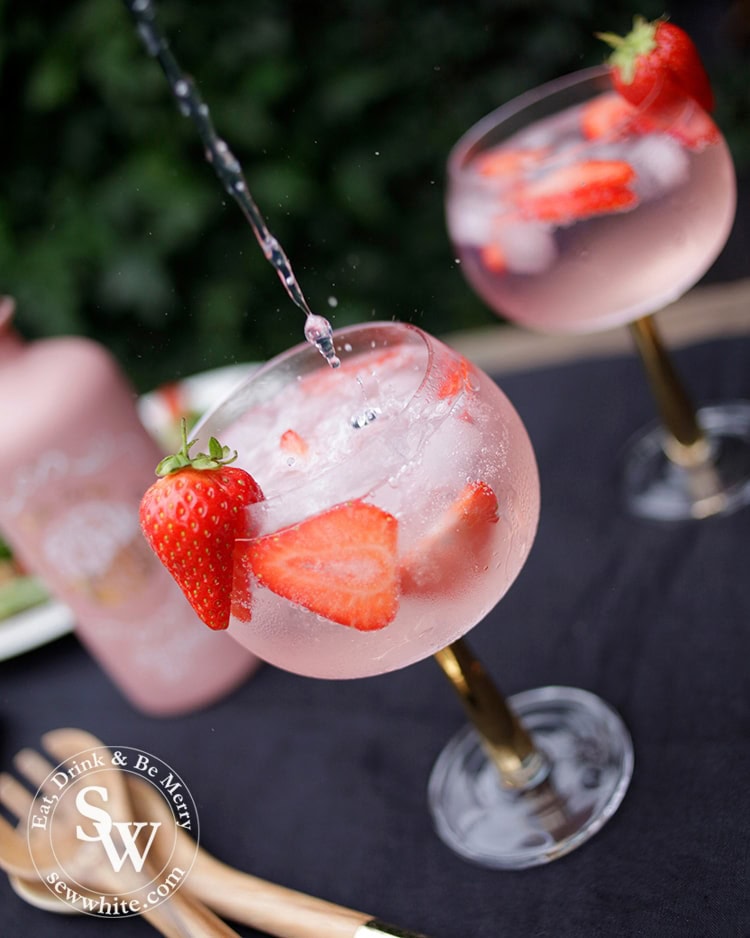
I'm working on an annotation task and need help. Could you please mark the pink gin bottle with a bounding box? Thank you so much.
[0,297,260,715]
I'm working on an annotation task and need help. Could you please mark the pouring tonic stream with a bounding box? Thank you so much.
[130,0,633,871]
[122,0,339,368]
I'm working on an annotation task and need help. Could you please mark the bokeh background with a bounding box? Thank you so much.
[2,0,748,390]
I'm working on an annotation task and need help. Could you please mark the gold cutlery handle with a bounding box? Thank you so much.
[189,862,431,938]
[355,921,430,937]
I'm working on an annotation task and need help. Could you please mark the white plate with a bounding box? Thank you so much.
[0,599,75,661]
[137,362,258,449]
[0,363,258,662]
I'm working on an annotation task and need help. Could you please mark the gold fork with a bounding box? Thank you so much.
[6,727,431,938]
[0,741,242,937]
[46,728,429,938]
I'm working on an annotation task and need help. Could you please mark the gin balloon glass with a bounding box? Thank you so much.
[192,320,633,869]
[446,65,750,521]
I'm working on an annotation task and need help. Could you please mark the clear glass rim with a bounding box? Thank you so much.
[446,63,711,180]
[447,65,610,177]
[192,320,447,512]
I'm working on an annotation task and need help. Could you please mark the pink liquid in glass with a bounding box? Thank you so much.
[446,67,737,334]
[194,322,540,680]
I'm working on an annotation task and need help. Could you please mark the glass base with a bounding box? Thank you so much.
[621,401,750,521]
[428,686,633,870]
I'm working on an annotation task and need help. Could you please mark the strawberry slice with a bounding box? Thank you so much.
[580,92,643,140]
[474,147,548,178]
[245,500,399,631]
[437,357,475,400]
[280,428,309,458]
[663,105,720,150]
[479,243,508,274]
[516,159,638,224]
[582,90,718,151]
[400,481,499,596]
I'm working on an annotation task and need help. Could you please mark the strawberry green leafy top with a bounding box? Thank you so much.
[155,418,238,477]
[598,14,715,115]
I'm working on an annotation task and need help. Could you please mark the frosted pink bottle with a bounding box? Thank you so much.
[0,297,260,715]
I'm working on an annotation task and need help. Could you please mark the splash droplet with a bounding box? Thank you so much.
[351,407,381,429]
[304,314,340,368]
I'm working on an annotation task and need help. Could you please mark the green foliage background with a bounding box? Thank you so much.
[2,0,748,390]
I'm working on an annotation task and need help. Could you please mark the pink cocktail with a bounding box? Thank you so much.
[192,321,633,868]
[447,67,735,334]
[208,323,537,679]
[447,66,750,520]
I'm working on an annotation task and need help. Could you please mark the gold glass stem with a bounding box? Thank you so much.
[434,637,547,789]
[629,315,710,467]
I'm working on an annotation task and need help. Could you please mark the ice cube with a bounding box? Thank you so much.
[627,134,690,201]
[495,222,558,275]
[514,106,580,150]
[447,194,499,245]
[585,141,631,162]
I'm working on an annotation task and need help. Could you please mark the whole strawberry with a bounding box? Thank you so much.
[139,420,264,630]
[598,15,715,114]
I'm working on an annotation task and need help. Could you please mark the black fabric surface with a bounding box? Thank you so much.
[2,335,750,937]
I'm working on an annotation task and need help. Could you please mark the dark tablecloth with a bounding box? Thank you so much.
[2,334,750,937]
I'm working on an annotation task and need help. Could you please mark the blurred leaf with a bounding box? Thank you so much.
[26,50,78,109]
[98,250,174,318]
